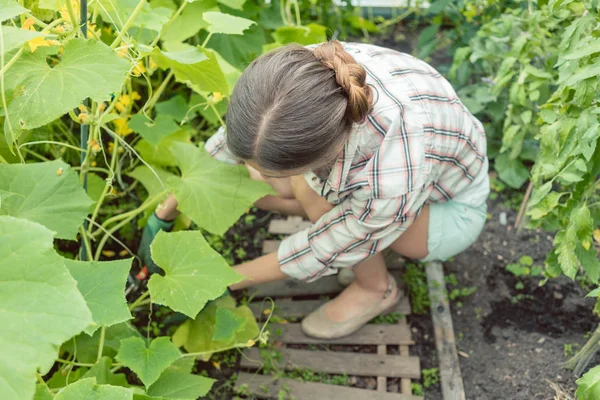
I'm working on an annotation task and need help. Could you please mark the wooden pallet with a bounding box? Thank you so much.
[236,217,424,400]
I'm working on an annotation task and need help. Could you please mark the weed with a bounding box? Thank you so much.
[404,263,430,314]
[564,343,580,358]
[371,312,402,324]
[422,368,440,388]
[412,383,424,395]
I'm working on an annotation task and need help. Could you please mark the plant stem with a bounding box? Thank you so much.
[129,291,151,311]
[19,140,87,153]
[87,139,119,235]
[201,32,213,48]
[0,46,23,76]
[143,70,174,114]
[79,227,93,260]
[35,372,46,385]
[55,358,96,367]
[292,0,301,26]
[183,343,251,358]
[110,0,148,49]
[64,0,79,33]
[96,326,106,362]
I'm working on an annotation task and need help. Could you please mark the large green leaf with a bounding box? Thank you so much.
[167,142,273,235]
[4,38,129,137]
[64,259,133,335]
[33,385,54,400]
[217,0,246,10]
[64,322,142,364]
[136,129,190,167]
[206,24,266,69]
[212,307,246,342]
[148,230,243,318]
[1,26,45,54]
[0,0,28,21]
[0,160,94,240]
[155,95,189,122]
[129,114,180,146]
[576,365,600,400]
[116,337,181,388]
[202,11,255,35]
[151,46,229,94]
[161,0,219,43]
[272,23,327,45]
[96,0,172,32]
[494,152,529,189]
[146,370,215,399]
[0,217,92,400]
[55,378,132,400]
[173,296,258,361]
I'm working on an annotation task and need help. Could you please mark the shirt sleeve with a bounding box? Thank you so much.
[277,191,425,282]
[204,126,240,165]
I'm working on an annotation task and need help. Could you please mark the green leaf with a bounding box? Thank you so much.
[116,337,181,388]
[129,114,180,146]
[1,25,45,54]
[272,23,327,45]
[65,258,133,335]
[561,64,600,87]
[167,142,273,235]
[147,370,215,399]
[0,0,29,21]
[217,0,246,9]
[136,129,190,167]
[55,378,132,400]
[0,160,94,240]
[586,288,600,297]
[65,322,142,364]
[148,230,243,318]
[519,256,533,266]
[0,216,92,400]
[128,165,173,199]
[527,191,565,220]
[33,385,54,400]
[46,367,87,389]
[151,46,229,94]
[155,95,189,122]
[161,0,218,43]
[96,0,172,32]
[4,38,128,136]
[212,307,246,342]
[202,11,255,35]
[576,365,600,400]
[494,153,529,189]
[575,244,600,284]
[173,296,258,360]
[206,24,265,69]
[83,357,129,387]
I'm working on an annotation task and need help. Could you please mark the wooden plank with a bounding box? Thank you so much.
[262,240,280,254]
[250,270,405,298]
[426,261,466,400]
[249,296,412,318]
[377,345,387,392]
[400,345,412,394]
[241,348,421,379]
[235,372,424,400]
[269,323,414,345]
[268,217,313,234]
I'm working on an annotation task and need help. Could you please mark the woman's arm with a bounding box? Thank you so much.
[230,251,288,290]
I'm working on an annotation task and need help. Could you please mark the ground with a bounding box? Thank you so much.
[408,186,596,400]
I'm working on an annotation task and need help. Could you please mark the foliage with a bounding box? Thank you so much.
[0,0,332,398]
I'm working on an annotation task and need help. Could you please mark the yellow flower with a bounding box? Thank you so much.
[149,57,158,70]
[22,18,36,30]
[59,0,80,24]
[115,92,141,113]
[102,250,116,257]
[107,141,124,154]
[119,249,129,257]
[113,118,133,137]
[213,92,224,103]
[117,42,128,59]
[56,168,64,176]
[132,61,146,76]
[246,339,256,348]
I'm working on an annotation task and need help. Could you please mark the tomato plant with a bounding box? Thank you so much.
[0,0,333,398]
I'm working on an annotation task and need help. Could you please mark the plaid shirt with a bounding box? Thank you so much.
[205,43,488,282]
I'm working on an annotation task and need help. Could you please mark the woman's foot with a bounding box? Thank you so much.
[301,274,400,339]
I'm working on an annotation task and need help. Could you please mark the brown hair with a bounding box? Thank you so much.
[225,40,373,172]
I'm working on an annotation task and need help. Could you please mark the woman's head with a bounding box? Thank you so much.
[225,40,372,175]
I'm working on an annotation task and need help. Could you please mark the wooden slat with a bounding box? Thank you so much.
[400,345,412,394]
[268,217,313,234]
[377,345,387,392]
[262,240,280,254]
[269,323,414,345]
[250,270,406,298]
[249,296,412,318]
[241,348,421,379]
[426,261,466,400]
[235,372,424,400]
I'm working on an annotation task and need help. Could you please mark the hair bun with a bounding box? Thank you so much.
[313,40,372,123]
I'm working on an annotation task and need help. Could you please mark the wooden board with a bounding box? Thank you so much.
[426,261,466,400]
[269,323,414,345]
[241,348,421,379]
[268,217,313,234]
[377,345,387,392]
[235,372,423,400]
[249,270,405,298]
[249,296,412,319]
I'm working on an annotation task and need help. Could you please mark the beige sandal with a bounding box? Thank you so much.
[301,274,401,339]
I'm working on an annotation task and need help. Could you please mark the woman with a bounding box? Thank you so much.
[139,41,489,339]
